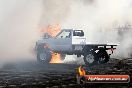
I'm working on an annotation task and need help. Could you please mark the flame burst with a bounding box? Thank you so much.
[41,24,63,63]
[50,53,62,63]
[41,24,61,37]
[78,66,86,76]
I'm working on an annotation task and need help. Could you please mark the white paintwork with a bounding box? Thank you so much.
[72,36,86,44]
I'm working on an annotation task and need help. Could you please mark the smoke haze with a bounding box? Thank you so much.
[0,0,43,63]
[0,0,132,65]
[62,0,132,59]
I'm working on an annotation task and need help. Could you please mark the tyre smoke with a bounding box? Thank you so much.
[62,0,132,59]
[0,0,132,65]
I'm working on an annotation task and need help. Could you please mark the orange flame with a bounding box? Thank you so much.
[41,24,62,63]
[41,24,61,37]
[50,53,62,63]
[78,66,86,76]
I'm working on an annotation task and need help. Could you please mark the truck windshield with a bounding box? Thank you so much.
[73,30,84,36]
[56,30,71,38]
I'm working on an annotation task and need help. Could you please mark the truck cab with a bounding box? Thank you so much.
[39,29,86,53]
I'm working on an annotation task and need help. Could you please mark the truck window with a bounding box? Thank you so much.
[57,30,71,38]
[73,30,84,36]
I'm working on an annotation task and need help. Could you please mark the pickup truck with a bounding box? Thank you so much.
[35,29,117,65]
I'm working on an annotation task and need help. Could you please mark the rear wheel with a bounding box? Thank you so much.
[37,45,52,63]
[83,51,98,65]
[97,48,110,64]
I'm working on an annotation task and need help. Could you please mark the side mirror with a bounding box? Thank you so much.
[61,36,63,38]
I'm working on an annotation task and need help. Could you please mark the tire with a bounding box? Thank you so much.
[97,49,110,64]
[37,45,52,63]
[83,51,98,65]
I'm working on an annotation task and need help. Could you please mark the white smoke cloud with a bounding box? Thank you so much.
[0,0,132,65]
[62,0,132,59]
[0,0,43,63]
[0,0,71,64]
[39,0,72,27]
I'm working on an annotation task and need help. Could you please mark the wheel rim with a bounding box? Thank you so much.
[99,57,105,62]
[39,53,47,61]
[85,54,94,64]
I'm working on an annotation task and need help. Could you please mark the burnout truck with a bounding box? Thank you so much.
[35,29,117,65]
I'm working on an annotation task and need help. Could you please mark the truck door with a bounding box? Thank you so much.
[55,29,72,52]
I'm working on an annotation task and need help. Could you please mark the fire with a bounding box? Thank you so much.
[41,24,61,37]
[78,66,86,76]
[41,24,63,63]
[50,53,62,63]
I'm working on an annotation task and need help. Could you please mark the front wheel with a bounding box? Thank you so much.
[37,46,52,63]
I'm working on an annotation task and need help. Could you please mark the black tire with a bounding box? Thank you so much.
[83,51,98,65]
[37,45,52,63]
[97,49,110,64]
